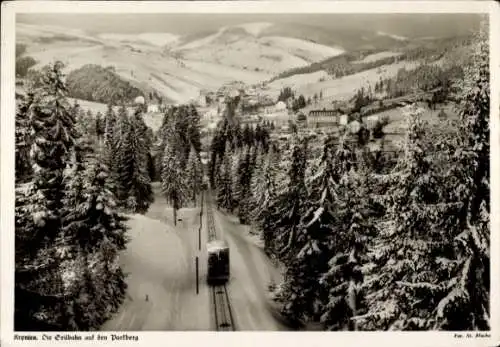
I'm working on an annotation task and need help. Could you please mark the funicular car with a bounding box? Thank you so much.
[206,240,230,284]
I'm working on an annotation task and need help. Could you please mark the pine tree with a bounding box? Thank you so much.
[249,149,266,225]
[15,61,78,330]
[359,106,460,330]
[188,104,202,153]
[86,109,96,138]
[95,111,105,143]
[216,144,234,211]
[121,107,154,213]
[231,148,242,209]
[237,147,256,224]
[257,145,280,225]
[275,136,344,325]
[60,136,128,329]
[104,104,116,149]
[103,104,120,196]
[263,137,308,261]
[113,105,131,205]
[16,91,34,183]
[161,130,189,225]
[432,26,490,330]
[186,146,203,203]
[319,140,377,331]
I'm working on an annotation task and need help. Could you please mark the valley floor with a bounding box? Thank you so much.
[101,183,287,331]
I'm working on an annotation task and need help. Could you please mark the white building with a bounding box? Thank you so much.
[275,101,287,111]
[348,120,362,134]
[147,104,160,113]
[339,114,349,126]
[365,114,380,129]
[134,96,145,105]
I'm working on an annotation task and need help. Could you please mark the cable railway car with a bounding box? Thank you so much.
[207,240,230,284]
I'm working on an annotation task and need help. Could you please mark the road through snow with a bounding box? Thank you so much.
[212,207,289,331]
[102,184,287,331]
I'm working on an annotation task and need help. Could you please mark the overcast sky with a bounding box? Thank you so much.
[17,13,483,38]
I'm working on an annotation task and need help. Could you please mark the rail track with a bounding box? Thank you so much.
[212,284,235,331]
[204,188,236,331]
[206,190,217,242]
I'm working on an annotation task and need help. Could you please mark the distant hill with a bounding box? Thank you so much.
[66,64,144,105]
[16,16,481,104]
[269,34,474,85]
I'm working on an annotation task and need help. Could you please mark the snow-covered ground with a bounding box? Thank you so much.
[101,184,287,331]
[101,184,210,330]
[270,60,420,102]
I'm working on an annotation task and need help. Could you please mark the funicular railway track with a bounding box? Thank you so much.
[205,189,236,331]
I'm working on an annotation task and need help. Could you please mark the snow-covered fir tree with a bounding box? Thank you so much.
[15,61,79,330]
[319,140,377,331]
[15,91,34,183]
[61,135,128,329]
[237,147,255,224]
[113,105,132,205]
[216,143,234,211]
[230,148,242,209]
[359,105,463,330]
[186,145,203,203]
[432,26,490,330]
[253,144,280,234]
[274,136,335,324]
[161,131,190,225]
[249,148,266,226]
[263,136,308,261]
[120,106,154,213]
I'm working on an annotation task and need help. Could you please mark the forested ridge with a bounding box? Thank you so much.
[65,64,143,105]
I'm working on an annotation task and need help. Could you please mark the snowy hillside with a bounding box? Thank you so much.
[17,21,345,103]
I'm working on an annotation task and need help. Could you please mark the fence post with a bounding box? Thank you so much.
[195,256,199,295]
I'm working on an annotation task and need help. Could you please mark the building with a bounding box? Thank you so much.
[307,109,343,128]
[365,114,380,129]
[147,104,160,113]
[339,114,349,126]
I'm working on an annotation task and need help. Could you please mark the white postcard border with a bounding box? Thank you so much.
[1,2,499,347]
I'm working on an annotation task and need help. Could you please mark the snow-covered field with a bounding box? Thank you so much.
[98,33,180,47]
[18,21,345,103]
[270,60,420,102]
[269,70,330,90]
[259,36,344,62]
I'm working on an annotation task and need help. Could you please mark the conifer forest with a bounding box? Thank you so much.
[12,12,492,332]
